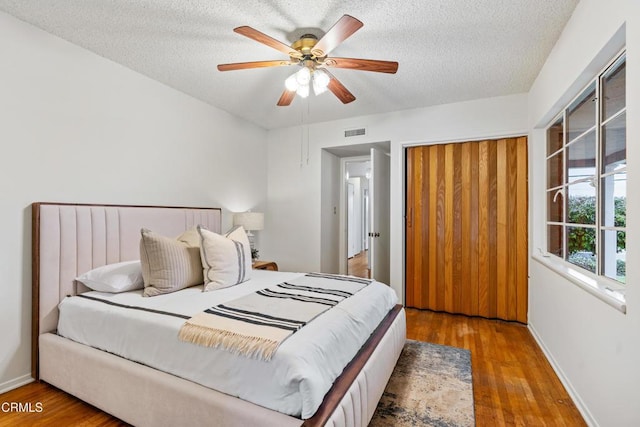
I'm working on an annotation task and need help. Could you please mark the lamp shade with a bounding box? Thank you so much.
[233,212,264,231]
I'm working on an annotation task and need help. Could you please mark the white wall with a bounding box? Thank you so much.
[0,12,268,391]
[320,150,340,273]
[263,93,528,299]
[527,0,639,425]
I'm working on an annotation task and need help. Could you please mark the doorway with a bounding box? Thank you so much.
[319,141,391,281]
[346,160,371,278]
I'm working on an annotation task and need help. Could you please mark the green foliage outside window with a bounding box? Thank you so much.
[567,196,626,278]
[567,196,626,254]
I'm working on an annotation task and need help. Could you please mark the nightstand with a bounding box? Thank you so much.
[252,260,278,271]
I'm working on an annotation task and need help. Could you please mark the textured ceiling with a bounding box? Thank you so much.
[0,0,579,130]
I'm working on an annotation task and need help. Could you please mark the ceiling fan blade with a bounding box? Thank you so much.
[277,89,296,106]
[323,57,398,74]
[217,60,295,72]
[311,15,363,58]
[234,26,302,59]
[324,70,356,104]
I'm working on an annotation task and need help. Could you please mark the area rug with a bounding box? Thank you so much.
[369,339,475,426]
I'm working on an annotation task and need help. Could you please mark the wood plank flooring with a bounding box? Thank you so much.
[347,250,369,278]
[407,309,585,426]
[0,381,126,426]
[0,309,585,426]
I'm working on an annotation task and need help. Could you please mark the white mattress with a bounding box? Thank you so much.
[57,270,398,419]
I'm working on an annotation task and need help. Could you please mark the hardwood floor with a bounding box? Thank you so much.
[0,309,585,426]
[407,309,585,426]
[347,250,370,278]
[0,381,127,426]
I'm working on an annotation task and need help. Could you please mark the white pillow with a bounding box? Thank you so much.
[198,225,252,291]
[75,260,144,293]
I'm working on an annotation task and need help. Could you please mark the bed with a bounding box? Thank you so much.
[32,202,406,427]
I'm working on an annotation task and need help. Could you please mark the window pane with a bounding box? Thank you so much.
[567,131,596,182]
[602,57,626,121]
[547,190,563,222]
[601,230,625,283]
[547,152,563,189]
[547,224,563,257]
[547,117,564,154]
[566,226,596,273]
[602,112,626,173]
[567,83,596,142]
[567,183,596,225]
[601,173,626,227]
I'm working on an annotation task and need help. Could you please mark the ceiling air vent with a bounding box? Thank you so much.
[344,128,366,138]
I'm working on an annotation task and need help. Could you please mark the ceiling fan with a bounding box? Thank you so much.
[217,15,399,106]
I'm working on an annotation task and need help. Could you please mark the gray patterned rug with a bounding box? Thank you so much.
[370,339,475,426]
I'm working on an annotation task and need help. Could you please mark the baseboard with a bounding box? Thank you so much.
[528,323,597,427]
[0,374,34,394]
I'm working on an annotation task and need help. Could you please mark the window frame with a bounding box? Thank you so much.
[543,49,627,299]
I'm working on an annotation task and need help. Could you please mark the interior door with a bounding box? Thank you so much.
[405,137,528,323]
[370,148,390,284]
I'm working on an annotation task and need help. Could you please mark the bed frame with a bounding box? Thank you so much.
[32,202,406,427]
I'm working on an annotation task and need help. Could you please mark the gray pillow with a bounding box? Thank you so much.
[140,228,203,297]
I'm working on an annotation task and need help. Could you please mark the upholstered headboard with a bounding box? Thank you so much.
[32,202,222,378]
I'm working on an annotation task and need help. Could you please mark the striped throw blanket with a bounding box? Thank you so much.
[178,273,371,361]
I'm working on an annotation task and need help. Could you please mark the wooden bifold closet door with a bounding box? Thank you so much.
[406,137,528,323]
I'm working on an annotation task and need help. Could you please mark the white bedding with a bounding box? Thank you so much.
[57,270,398,419]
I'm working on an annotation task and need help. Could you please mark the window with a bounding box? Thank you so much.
[545,52,626,284]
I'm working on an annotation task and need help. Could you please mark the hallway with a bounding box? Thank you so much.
[347,250,369,279]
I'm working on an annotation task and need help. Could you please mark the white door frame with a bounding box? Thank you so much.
[339,156,370,275]
[347,182,356,258]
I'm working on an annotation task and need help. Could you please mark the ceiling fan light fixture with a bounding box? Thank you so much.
[296,83,310,98]
[285,73,299,91]
[220,15,397,106]
[312,69,330,95]
[295,67,311,85]
[312,80,328,96]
